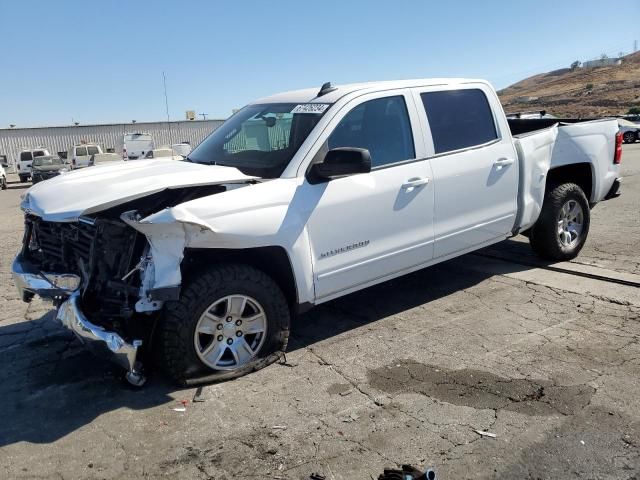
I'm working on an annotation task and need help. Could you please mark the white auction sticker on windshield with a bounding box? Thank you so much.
[291,103,330,114]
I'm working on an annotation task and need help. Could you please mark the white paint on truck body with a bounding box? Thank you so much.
[20,79,621,308]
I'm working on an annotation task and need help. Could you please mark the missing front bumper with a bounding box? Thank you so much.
[12,254,142,375]
[56,292,142,373]
[12,254,80,302]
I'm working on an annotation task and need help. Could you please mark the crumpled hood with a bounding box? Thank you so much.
[22,159,256,222]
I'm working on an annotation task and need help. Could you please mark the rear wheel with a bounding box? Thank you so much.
[158,263,290,385]
[623,131,637,144]
[530,182,590,261]
[0,176,6,190]
[18,174,29,183]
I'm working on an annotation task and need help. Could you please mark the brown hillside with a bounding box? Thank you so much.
[499,51,640,118]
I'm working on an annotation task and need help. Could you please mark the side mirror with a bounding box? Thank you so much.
[309,148,371,183]
[1,163,8,168]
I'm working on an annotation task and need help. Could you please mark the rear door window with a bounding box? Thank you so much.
[420,89,498,155]
[328,95,415,168]
[87,146,99,155]
[76,147,88,156]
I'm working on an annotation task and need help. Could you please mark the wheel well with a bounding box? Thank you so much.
[181,246,298,307]
[546,163,593,201]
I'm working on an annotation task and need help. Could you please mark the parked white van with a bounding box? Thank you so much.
[68,144,103,169]
[121,133,154,160]
[17,148,51,182]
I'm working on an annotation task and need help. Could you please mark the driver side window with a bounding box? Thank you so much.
[328,96,415,168]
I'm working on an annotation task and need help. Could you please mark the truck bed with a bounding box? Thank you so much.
[510,117,620,232]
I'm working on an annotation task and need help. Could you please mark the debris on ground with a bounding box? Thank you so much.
[378,464,436,480]
[271,425,287,430]
[192,386,206,403]
[474,429,497,438]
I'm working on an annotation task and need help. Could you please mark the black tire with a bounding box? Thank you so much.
[530,182,590,261]
[19,175,29,183]
[158,263,290,385]
[0,176,6,190]
[622,131,637,144]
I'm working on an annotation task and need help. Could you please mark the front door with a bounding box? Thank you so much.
[304,92,435,301]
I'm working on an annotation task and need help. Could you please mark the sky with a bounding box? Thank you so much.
[1,0,638,127]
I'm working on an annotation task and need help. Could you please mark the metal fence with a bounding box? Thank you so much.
[0,119,224,170]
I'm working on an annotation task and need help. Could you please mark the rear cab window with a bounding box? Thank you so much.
[20,152,33,161]
[419,88,498,155]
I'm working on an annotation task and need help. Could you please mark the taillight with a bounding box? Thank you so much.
[614,131,623,164]
[72,158,76,166]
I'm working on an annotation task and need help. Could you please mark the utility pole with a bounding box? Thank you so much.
[635,40,638,53]
[199,113,209,120]
[163,72,172,145]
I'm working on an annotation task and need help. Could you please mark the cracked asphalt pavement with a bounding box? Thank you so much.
[1,145,639,479]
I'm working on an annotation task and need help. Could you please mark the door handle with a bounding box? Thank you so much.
[494,158,515,168]
[401,177,430,190]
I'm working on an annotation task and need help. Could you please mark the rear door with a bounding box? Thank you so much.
[412,85,518,258]
[19,151,33,172]
[74,146,88,167]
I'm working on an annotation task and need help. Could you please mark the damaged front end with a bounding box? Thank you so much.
[12,183,233,384]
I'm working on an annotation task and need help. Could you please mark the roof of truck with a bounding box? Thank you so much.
[252,78,488,105]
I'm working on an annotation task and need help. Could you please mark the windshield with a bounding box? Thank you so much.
[33,157,62,167]
[188,102,330,178]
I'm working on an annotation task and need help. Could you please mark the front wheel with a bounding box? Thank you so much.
[0,176,6,190]
[158,263,290,385]
[530,182,590,261]
[623,131,637,144]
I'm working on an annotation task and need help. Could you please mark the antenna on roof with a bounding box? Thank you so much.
[317,82,337,97]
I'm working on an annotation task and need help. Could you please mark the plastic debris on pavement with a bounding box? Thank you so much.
[474,429,497,438]
[378,464,437,480]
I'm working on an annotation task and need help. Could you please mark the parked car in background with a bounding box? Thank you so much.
[120,133,154,159]
[17,148,50,182]
[0,162,7,190]
[171,142,192,157]
[618,119,639,143]
[143,147,184,160]
[68,143,102,169]
[12,79,623,386]
[88,153,122,166]
[31,156,68,184]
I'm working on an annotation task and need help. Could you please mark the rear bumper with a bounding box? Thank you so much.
[604,177,622,200]
[12,254,141,373]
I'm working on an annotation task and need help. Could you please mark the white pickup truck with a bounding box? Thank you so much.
[12,79,622,386]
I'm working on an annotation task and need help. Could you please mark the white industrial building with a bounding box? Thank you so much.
[0,119,223,169]
[582,58,623,68]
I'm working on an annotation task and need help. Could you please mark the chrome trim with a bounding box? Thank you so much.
[12,254,80,300]
[56,291,141,373]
